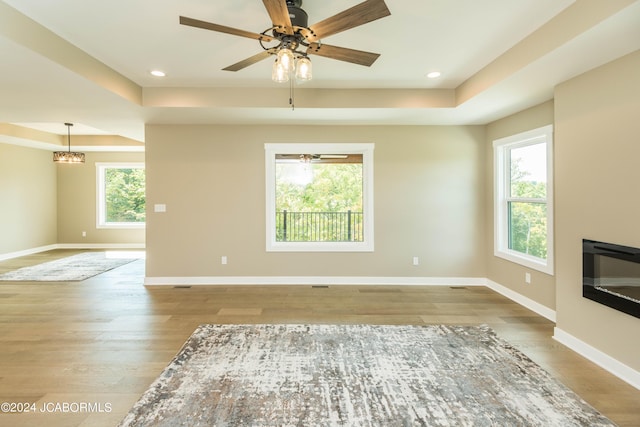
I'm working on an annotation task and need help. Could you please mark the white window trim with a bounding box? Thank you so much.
[96,162,146,229]
[493,125,554,274]
[265,143,374,252]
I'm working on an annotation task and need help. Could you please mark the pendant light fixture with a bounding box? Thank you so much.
[53,123,85,164]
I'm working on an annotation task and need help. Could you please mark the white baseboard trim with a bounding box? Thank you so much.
[1,251,636,390]
[485,279,556,322]
[0,244,58,261]
[56,243,145,249]
[0,243,145,261]
[144,276,487,286]
[553,327,640,390]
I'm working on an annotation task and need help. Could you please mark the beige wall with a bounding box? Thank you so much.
[57,151,145,245]
[485,101,556,310]
[0,143,57,254]
[1,51,637,374]
[554,50,640,371]
[145,125,486,278]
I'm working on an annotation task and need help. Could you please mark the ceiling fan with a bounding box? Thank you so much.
[179,0,391,74]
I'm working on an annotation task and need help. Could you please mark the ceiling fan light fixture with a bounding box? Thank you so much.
[276,47,295,73]
[178,0,391,84]
[53,123,85,164]
[272,59,289,83]
[295,56,312,82]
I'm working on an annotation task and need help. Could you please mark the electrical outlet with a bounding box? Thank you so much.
[221,256,228,265]
[412,256,419,266]
[525,272,531,284]
[82,231,86,237]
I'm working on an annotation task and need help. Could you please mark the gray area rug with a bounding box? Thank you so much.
[119,324,615,427]
[0,251,138,281]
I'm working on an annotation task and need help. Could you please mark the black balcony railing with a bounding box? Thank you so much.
[276,210,363,242]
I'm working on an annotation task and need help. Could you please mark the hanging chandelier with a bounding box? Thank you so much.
[53,123,85,164]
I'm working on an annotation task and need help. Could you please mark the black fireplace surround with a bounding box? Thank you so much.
[583,239,640,319]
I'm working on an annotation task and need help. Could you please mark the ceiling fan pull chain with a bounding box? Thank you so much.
[289,76,295,111]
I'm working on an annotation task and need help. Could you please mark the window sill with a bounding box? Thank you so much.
[97,224,146,230]
[267,241,373,252]
[494,249,554,275]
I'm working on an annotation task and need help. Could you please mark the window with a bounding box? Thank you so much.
[493,126,553,274]
[96,163,145,228]
[265,143,374,252]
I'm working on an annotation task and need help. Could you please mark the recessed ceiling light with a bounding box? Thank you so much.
[427,71,441,79]
[150,70,166,77]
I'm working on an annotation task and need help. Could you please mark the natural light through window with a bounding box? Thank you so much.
[265,143,374,252]
[96,163,146,229]
[493,126,553,274]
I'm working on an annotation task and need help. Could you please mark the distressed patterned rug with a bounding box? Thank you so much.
[0,251,139,282]
[119,324,615,427]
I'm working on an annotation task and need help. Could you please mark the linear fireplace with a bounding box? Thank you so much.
[583,239,640,319]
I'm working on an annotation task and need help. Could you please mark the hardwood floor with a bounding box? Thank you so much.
[0,250,638,426]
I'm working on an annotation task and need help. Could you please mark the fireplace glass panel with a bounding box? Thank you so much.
[583,239,640,319]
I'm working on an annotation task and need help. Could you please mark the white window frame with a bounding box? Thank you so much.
[96,162,146,229]
[265,143,374,252]
[493,125,554,274]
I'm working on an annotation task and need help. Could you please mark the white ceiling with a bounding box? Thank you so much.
[0,0,639,143]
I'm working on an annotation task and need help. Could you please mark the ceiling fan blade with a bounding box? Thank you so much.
[305,0,390,42]
[179,16,274,42]
[307,43,380,67]
[262,0,293,35]
[223,50,275,72]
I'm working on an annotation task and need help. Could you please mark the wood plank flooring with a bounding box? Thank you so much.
[0,250,638,426]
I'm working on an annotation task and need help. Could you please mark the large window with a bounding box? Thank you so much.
[265,143,374,252]
[96,163,145,228]
[493,126,553,274]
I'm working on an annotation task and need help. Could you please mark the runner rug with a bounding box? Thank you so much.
[119,324,615,427]
[0,251,138,282]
